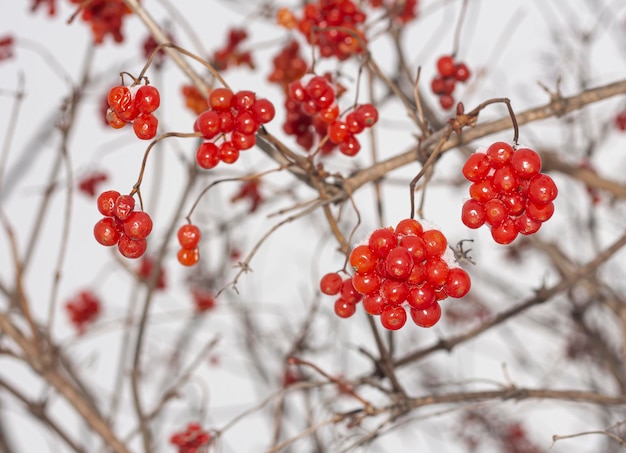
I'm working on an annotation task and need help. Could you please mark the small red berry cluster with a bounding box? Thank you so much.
[267,40,308,93]
[170,422,211,453]
[431,55,471,110]
[68,0,132,44]
[327,103,379,156]
[78,171,108,197]
[106,84,161,140]
[367,0,418,24]
[213,28,254,71]
[176,224,202,267]
[65,290,101,332]
[194,88,275,169]
[461,142,558,244]
[94,190,153,259]
[294,0,367,60]
[320,218,471,330]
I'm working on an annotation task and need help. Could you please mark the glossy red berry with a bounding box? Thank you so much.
[123,211,153,240]
[118,235,147,259]
[511,148,542,178]
[231,90,256,111]
[351,271,381,295]
[395,218,423,237]
[196,109,221,139]
[177,224,202,249]
[134,85,160,114]
[94,217,121,246]
[340,278,362,304]
[491,217,518,244]
[328,120,349,144]
[436,55,455,78]
[354,104,378,128]
[349,244,377,273]
[231,131,256,150]
[107,85,132,112]
[410,302,441,327]
[97,190,120,216]
[133,113,158,140]
[320,272,343,295]
[114,195,135,221]
[334,298,356,318]
[209,87,234,111]
[385,246,413,280]
[528,174,558,204]
[422,229,447,257]
[461,199,486,229]
[444,267,471,298]
[196,142,220,169]
[453,63,471,82]
[380,305,407,330]
[462,153,491,182]
[406,283,436,310]
[219,141,240,163]
[486,142,515,168]
[338,134,361,156]
[526,200,554,222]
[177,247,200,266]
[251,98,276,124]
[368,228,397,258]
[484,199,508,227]
[362,293,385,315]
[424,257,449,288]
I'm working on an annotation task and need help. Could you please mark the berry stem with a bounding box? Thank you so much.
[451,0,470,58]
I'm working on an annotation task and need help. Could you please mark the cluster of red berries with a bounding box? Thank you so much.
[212,28,254,71]
[194,88,275,169]
[94,190,153,259]
[327,103,379,156]
[294,0,367,60]
[267,40,308,93]
[69,0,132,44]
[78,171,108,197]
[431,55,471,110]
[106,84,161,140]
[320,219,471,330]
[170,422,211,453]
[367,0,418,24]
[461,142,558,244]
[615,110,626,131]
[176,224,202,267]
[65,290,101,332]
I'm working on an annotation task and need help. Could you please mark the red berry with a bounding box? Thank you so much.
[114,195,135,221]
[436,55,455,78]
[196,142,220,169]
[491,217,518,244]
[511,148,542,178]
[219,111,235,133]
[177,224,202,249]
[320,272,342,295]
[94,217,121,246]
[462,153,491,182]
[231,131,256,150]
[484,199,508,227]
[196,109,221,139]
[526,200,554,222]
[500,192,526,216]
[134,85,160,114]
[439,94,454,110]
[97,190,120,216]
[123,211,153,240]
[351,271,381,295]
[118,235,147,259]
[354,104,378,128]
[422,229,447,257]
[106,108,127,129]
[486,142,515,168]
[399,235,427,262]
[453,62,471,82]
[368,228,397,258]
[251,98,275,124]
[425,257,449,288]
[340,278,362,304]
[395,218,423,237]
[288,80,307,102]
[107,85,132,112]
[410,302,441,327]
[338,134,361,156]
[469,178,497,202]
[444,267,471,298]
[362,293,385,315]
[515,213,542,235]
[345,112,365,134]
[385,246,414,280]
[349,244,377,273]
[334,298,357,318]
[431,76,447,95]
[461,199,486,229]
[380,279,409,305]
[380,305,407,330]
[133,113,158,140]
[177,247,200,266]
[117,102,140,122]
[528,174,558,205]
[219,141,240,164]
[209,87,234,111]
[328,120,349,144]
[231,90,256,111]
[235,111,260,135]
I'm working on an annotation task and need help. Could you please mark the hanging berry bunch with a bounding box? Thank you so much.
[194,87,275,169]
[431,55,471,110]
[176,223,202,266]
[65,290,101,333]
[106,83,161,140]
[170,422,211,453]
[267,40,309,93]
[94,190,153,259]
[68,0,133,44]
[293,0,368,60]
[77,171,108,197]
[461,142,558,244]
[320,218,471,330]
[212,28,254,71]
[327,103,379,156]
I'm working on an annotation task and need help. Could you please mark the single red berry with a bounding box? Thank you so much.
[385,246,414,280]
[368,228,397,258]
[328,120,349,144]
[461,199,486,229]
[362,293,385,315]
[486,142,515,168]
[351,271,381,295]
[235,111,260,135]
[436,55,455,78]
[177,224,202,249]
[422,229,447,257]
[439,94,455,110]
[406,263,427,285]
[231,131,256,150]
[380,279,409,305]
[118,235,147,259]
[526,200,555,222]
[492,165,518,194]
[500,192,526,216]
[338,134,361,156]
[399,235,427,262]
[133,113,158,140]
[134,85,160,114]
[349,244,377,273]
[484,198,508,227]
[177,247,200,266]
[318,103,339,123]
[354,104,378,128]
[395,218,423,237]
[219,110,236,133]
[251,98,276,124]
[528,174,558,205]
[312,85,335,110]
[106,108,127,129]
[107,85,132,112]
[410,302,442,327]
[97,190,120,216]
[209,87,234,111]
[340,278,362,304]
[334,298,357,318]
[407,283,436,310]
[491,217,518,244]
[196,109,221,139]
[219,141,240,164]
[431,76,447,95]
[469,178,497,202]
[444,267,471,298]
[94,217,121,246]
[424,257,449,288]
[345,112,365,134]
[117,102,140,122]
[320,272,343,295]
[123,211,153,240]
[453,63,471,82]
[114,195,135,221]
[515,213,542,235]
[231,90,256,112]
[462,153,491,182]
[196,142,220,169]
[380,305,407,330]
[288,80,307,102]
[510,148,542,178]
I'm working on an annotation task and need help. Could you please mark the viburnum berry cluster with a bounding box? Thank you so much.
[106,84,161,140]
[320,219,471,330]
[176,224,202,266]
[461,142,558,244]
[170,422,211,453]
[65,290,101,333]
[267,40,308,93]
[94,190,153,259]
[194,88,275,168]
[431,55,471,110]
[212,28,254,71]
[68,0,133,44]
[293,0,367,60]
[367,0,418,24]
[327,103,379,156]
[77,171,108,197]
